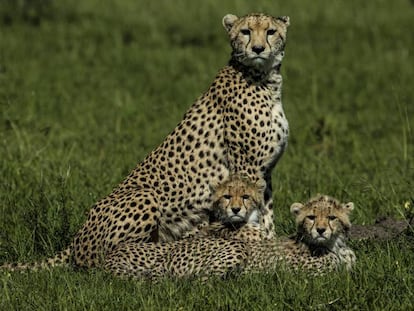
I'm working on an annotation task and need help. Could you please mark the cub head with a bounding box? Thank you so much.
[290,195,354,248]
[222,13,290,71]
[211,174,265,226]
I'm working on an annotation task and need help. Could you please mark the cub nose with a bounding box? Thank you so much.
[317,228,326,235]
[231,207,241,214]
[252,45,265,54]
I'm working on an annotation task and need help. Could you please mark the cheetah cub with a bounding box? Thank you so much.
[104,175,267,280]
[104,193,356,280]
[183,174,267,242]
[0,174,259,273]
[248,194,356,273]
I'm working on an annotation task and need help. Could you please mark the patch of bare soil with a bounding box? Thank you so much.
[350,216,414,241]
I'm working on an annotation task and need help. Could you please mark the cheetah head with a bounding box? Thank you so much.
[290,195,354,250]
[211,174,265,226]
[222,13,290,71]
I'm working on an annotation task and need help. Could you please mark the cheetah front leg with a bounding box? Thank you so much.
[261,201,276,239]
[261,173,276,239]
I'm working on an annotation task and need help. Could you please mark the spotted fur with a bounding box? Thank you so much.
[1,13,289,270]
[104,195,356,280]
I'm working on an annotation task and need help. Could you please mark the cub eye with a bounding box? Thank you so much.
[242,195,250,200]
[223,195,232,200]
[240,29,250,35]
[306,215,316,220]
[267,29,276,36]
[328,215,337,221]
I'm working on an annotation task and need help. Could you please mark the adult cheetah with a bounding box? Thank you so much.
[2,13,290,269]
[105,195,356,280]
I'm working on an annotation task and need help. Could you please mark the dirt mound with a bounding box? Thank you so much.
[350,216,414,241]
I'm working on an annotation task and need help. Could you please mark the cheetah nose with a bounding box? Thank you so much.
[317,228,326,235]
[252,45,265,54]
[231,207,241,214]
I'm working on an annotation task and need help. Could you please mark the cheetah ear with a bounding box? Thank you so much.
[255,179,267,193]
[342,202,354,213]
[222,14,238,32]
[290,202,304,215]
[209,180,220,193]
[276,16,290,27]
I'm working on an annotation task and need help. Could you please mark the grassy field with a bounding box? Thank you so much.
[0,0,413,310]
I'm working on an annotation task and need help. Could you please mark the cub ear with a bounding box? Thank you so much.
[209,179,220,194]
[222,14,238,32]
[290,202,303,215]
[342,202,354,213]
[276,16,290,27]
[255,179,267,193]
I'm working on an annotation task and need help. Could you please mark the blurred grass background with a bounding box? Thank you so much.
[0,0,413,310]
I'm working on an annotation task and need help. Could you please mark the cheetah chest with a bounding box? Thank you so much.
[224,73,288,176]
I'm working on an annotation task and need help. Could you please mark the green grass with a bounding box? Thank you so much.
[0,0,413,310]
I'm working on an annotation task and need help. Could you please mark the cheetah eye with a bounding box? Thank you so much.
[267,29,276,36]
[328,215,337,221]
[242,195,250,200]
[306,215,316,221]
[223,195,232,200]
[240,29,250,36]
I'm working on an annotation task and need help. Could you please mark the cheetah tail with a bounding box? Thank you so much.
[0,246,72,272]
